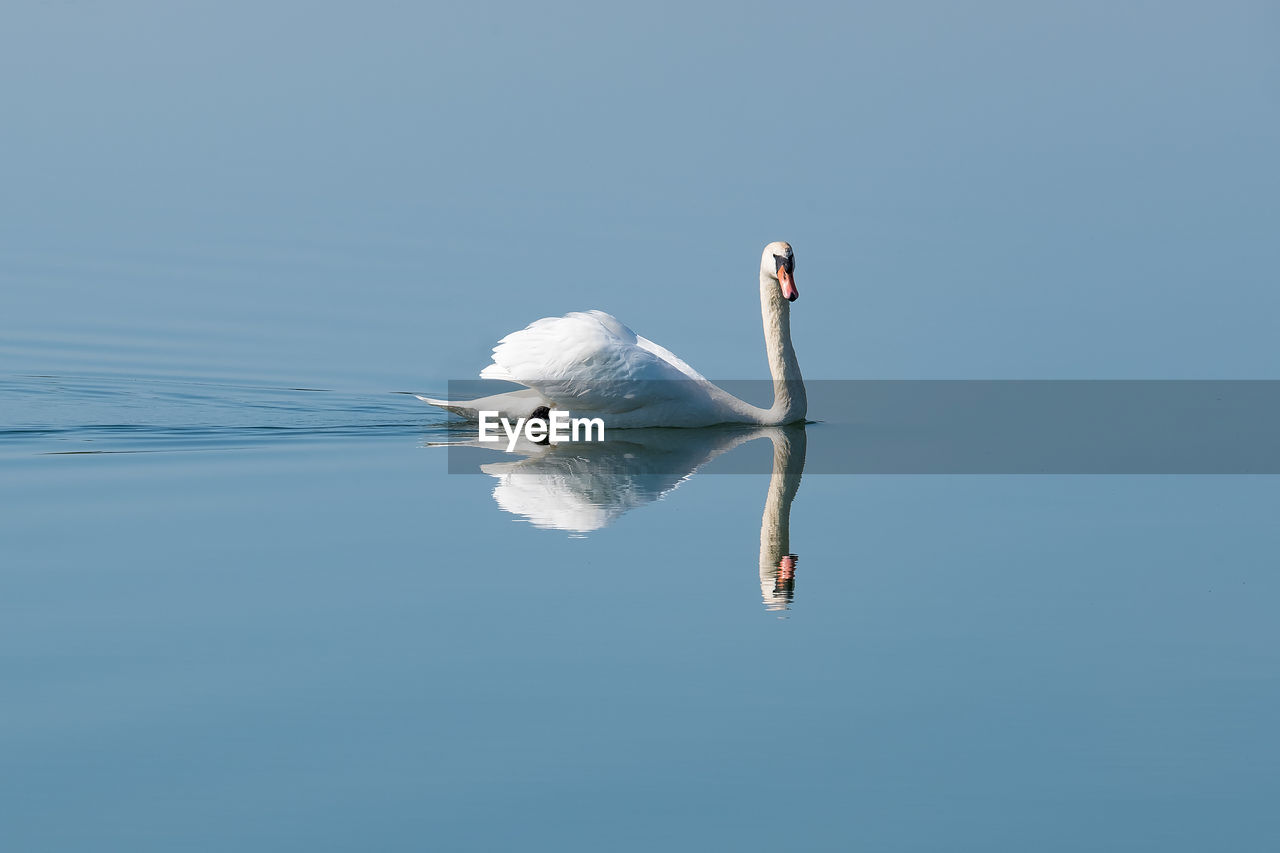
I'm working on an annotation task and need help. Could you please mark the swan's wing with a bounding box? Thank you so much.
[635,335,707,381]
[479,310,705,413]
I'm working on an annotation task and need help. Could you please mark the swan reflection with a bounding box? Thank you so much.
[456,424,807,611]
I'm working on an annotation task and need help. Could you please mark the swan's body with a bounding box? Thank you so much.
[419,242,806,428]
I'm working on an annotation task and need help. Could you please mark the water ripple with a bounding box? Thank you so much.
[0,374,450,457]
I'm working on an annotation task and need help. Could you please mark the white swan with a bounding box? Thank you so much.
[418,242,806,428]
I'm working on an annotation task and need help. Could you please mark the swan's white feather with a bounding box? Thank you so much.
[414,388,547,419]
[478,310,719,424]
[634,334,706,382]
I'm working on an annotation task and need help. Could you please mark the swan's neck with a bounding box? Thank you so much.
[760,270,807,424]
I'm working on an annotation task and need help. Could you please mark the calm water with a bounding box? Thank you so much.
[4,2,1279,850]
[4,365,1278,851]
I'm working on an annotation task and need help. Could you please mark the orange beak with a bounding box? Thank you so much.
[778,265,798,302]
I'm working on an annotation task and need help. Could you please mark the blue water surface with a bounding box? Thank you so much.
[2,2,1278,850]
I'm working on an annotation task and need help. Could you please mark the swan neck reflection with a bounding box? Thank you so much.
[760,426,806,612]
[467,423,807,611]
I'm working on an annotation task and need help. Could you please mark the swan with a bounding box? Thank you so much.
[417,242,806,428]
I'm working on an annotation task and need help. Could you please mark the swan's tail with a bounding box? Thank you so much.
[415,395,481,419]
[416,388,549,422]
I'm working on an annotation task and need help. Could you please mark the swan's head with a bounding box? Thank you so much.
[761,241,798,302]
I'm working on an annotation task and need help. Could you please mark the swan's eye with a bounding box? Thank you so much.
[773,254,794,274]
